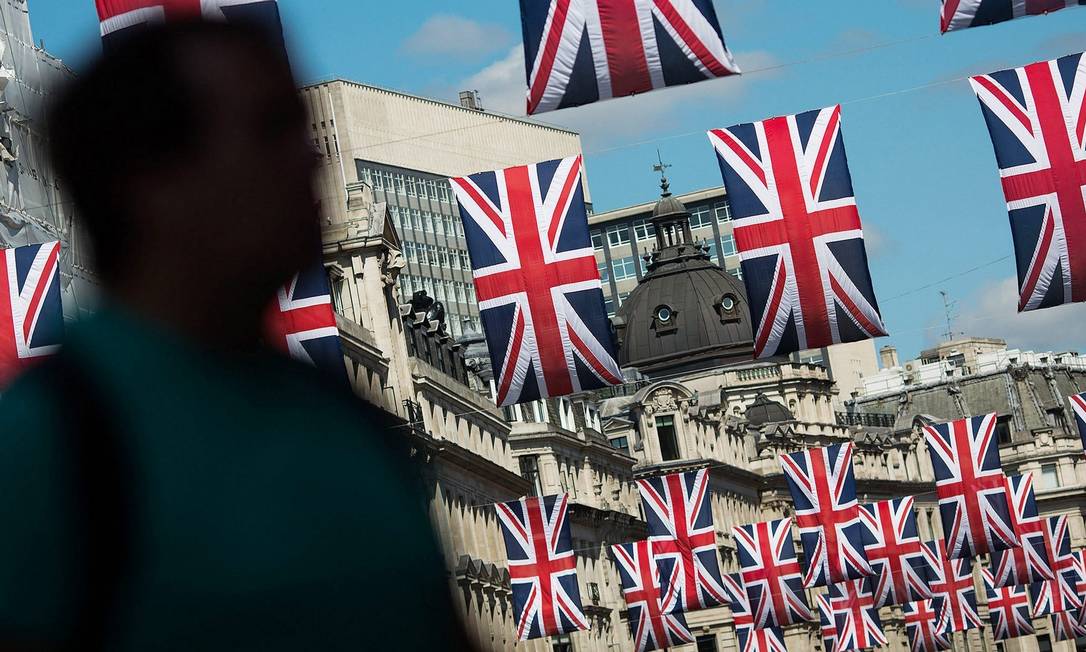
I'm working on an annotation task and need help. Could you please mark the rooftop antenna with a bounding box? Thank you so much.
[939,290,959,342]
[652,149,672,197]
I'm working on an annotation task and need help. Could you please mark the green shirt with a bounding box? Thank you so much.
[0,308,457,650]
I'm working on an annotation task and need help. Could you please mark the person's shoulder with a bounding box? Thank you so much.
[0,363,64,439]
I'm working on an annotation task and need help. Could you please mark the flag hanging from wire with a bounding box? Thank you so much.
[903,599,952,652]
[519,0,741,114]
[611,540,694,652]
[825,578,888,651]
[990,472,1054,588]
[732,517,812,628]
[95,0,284,47]
[495,493,589,640]
[940,0,1085,34]
[451,155,621,406]
[1029,516,1084,617]
[857,496,936,608]
[707,105,887,358]
[925,539,983,633]
[0,242,63,388]
[982,567,1034,640]
[1070,392,1086,455]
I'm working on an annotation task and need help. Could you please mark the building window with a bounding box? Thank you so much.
[439,183,451,203]
[720,233,737,257]
[587,582,601,605]
[696,635,719,652]
[612,256,636,281]
[656,415,680,461]
[405,176,417,197]
[519,455,542,497]
[729,266,743,280]
[689,206,712,229]
[639,256,650,276]
[610,436,629,453]
[995,415,1013,445]
[597,260,610,283]
[403,241,416,262]
[1040,463,1059,490]
[551,635,572,652]
[633,218,656,241]
[591,230,604,250]
[1045,408,1067,433]
[604,298,615,317]
[606,225,631,248]
[715,200,732,223]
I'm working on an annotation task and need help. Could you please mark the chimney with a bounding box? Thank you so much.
[458,90,483,111]
[880,345,900,369]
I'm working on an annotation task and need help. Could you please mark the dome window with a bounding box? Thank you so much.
[656,306,673,323]
[721,294,737,312]
[716,293,741,325]
[652,304,678,335]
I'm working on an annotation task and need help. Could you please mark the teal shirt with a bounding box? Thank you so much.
[0,309,457,650]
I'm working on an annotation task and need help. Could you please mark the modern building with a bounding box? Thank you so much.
[300,80,586,337]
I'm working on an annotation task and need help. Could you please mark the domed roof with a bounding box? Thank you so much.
[614,186,754,376]
[744,393,794,427]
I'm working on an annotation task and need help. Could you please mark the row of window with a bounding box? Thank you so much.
[402,241,473,270]
[601,236,738,282]
[390,206,465,239]
[400,273,477,306]
[360,167,454,204]
[591,200,733,251]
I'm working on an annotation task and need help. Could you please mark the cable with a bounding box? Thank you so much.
[881,255,1013,302]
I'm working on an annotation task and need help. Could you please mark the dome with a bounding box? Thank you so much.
[614,184,754,376]
[744,393,794,427]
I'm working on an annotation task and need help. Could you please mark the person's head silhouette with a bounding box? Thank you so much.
[50,21,320,347]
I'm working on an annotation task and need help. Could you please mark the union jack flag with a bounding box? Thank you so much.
[941,0,1085,33]
[923,414,1019,558]
[982,567,1034,640]
[990,473,1054,588]
[495,493,589,640]
[452,156,621,406]
[1071,392,1086,455]
[96,0,283,44]
[925,539,983,633]
[815,594,838,652]
[636,469,727,612]
[263,263,347,382]
[1053,609,1086,640]
[732,518,812,628]
[778,442,872,588]
[723,574,787,652]
[970,52,1086,311]
[903,600,952,652]
[610,540,694,652]
[0,242,63,388]
[1030,516,1084,617]
[519,0,740,115]
[825,579,887,652]
[858,496,935,607]
[708,106,887,358]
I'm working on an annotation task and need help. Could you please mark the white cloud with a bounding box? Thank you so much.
[456,45,779,150]
[951,276,1086,353]
[401,15,511,60]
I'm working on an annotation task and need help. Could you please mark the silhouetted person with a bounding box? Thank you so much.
[0,22,471,652]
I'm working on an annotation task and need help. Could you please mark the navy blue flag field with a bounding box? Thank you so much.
[779,442,872,588]
[519,0,740,115]
[610,540,694,652]
[970,53,1086,312]
[0,241,63,387]
[1071,392,1086,455]
[635,469,728,613]
[495,493,588,641]
[707,105,887,359]
[923,414,1019,559]
[451,155,622,407]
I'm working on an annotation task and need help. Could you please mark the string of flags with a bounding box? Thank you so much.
[494,411,1086,649]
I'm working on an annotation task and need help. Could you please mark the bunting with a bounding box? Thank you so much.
[857,496,935,607]
[732,518,812,627]
[982,567,1034,640]
[0,242,63,388]
[990,472,1054,587]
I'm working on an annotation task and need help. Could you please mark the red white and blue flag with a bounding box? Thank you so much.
[778,442,872,588]
[264,264,348,381]
[95,0,283,45]
[0,242,63,388]
[636,469,728,612]
[732,518,812,628]
[1071,392,1086,455]
[925,539,983,633]
[982,567,1034,640]
[903,599,952,652]
[723,574,787,652]
[815,594,838,652]
[1053,609,1086,641]
[519,0,740,115]
[610,540,694,652]
[858,496,935,607]
[452,156,621,406]
[970,53,1086,312]
[708,106,887,358]
[825,579,887,652]
[923,414,1019,558]
[1030,515,1084,617]
[495,493,589,640]
[990,472,1054,588]
[941,0,1085,33]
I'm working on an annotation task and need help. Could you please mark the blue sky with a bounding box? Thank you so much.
[27,0,1086,361]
